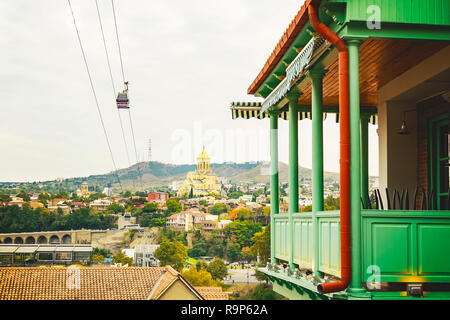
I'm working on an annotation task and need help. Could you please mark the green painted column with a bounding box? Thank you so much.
[309,69,325,275]
[287,91,300,271]
[360,114,370,208]
[269,110,280,266]
[348,39,365,293]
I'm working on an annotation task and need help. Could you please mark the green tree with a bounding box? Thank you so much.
[207,257,228,280]
[181,266,222,287]
[301,205,312,212]
[38,192,50,205]
[112,252,133,266]
[188,237,208,257]
[210,203,228,215]
[0,193,11,202]
[196,260,209,272]
[154,240,188,272]
[93,247,112,257]
[89,192,107,201]
[122,190,132,198]
[229,191,244,199]
[16,191,30,202]
[250,284,284,300]
[227,242,242,262]
[223,220,262,249]
[108,203,125,214]
[143,202,158,213]
[251,225,270,264]
[92,254,105,264]
[324,195,340,209]
[254,269,269,284]
[53,190,69,199]
[237,208,250,221]
[166,199,182,214]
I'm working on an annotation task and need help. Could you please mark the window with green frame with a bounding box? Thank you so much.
[429,113,450,210]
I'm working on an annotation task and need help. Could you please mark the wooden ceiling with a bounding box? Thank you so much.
[297,39,448,107]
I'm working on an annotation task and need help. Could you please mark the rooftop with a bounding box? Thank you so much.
[0,266,215,300]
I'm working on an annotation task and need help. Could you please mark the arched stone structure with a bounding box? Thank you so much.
[37,236,48,244]
[62,234,72,244]
[49,235,60,244]
[4,237,12,244]
[25,236,36,244]
[14,237,24,244]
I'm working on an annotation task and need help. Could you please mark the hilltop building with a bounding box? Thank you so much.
[76,182,91,198]
[177,148,222,198]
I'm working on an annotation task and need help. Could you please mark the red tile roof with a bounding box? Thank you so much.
[247,0,319,95]
[0,266,203,300]
[195,287,229,300]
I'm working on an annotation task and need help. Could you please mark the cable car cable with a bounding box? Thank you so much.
[67,0,123,193]
[95,0,132,168]
[111,0,126,83]
[95,0,136,193]
[111,0,144,192]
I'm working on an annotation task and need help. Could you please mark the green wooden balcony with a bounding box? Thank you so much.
[266,209,450,299]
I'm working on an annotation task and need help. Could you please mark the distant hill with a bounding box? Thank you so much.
[53,161,340,191]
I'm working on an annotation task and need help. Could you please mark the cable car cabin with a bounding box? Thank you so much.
[116,91,129,109]
[228,0,450,300]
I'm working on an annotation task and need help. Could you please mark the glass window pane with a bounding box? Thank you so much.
[440,161,449,193]
[38,253,53,261]
[440,125,449,157]
[55,252,71,261]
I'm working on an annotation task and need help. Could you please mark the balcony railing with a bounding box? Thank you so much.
[273,209,450,284]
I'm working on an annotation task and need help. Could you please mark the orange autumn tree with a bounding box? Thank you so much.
[229,208,239,220]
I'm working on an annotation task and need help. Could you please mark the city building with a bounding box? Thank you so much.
[147,192,169,202]
[177,148,222,197]
[228,1,450,300]
[195,220,218,233]
[76,182,91,198]
[118,212,137,230]
[89,199,112,212]
[0,244,92,267]
[102,187,113,197]
[29,201,44,210]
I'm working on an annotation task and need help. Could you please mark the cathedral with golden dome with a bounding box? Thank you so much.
[177,147,222,197]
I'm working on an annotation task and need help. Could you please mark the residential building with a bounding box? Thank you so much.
[89,199,112,212]
[147,192,169,201]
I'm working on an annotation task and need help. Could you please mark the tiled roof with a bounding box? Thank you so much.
[247,0,319,95]
[0,266,199,300]
[195,287,229,300]
[148,266,179,299]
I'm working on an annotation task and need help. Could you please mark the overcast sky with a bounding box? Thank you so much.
[0,0,378,182]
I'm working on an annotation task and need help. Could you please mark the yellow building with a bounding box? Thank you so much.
[76,182,91,198]
[177,148,222,198]
[29,201,44,210]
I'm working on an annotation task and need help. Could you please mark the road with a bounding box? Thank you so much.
[224,267,262,285]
